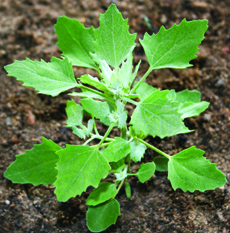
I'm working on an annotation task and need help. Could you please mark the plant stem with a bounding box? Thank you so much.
[96,122,116,149]
[130,66,152,94]
[136,138,171,159]
[116,179,125,195]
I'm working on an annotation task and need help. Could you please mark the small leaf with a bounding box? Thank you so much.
[70,91,105,100]
[86,182,117,206]
[102,137,131,162]
[125,180,131,198]
[137,162,156,183]
[116,101,128,128]
[87,199,120,232]
[111,160,126,173]
[129,139,147,162]
[130,90,191,138]
[65,99,83,127]
[5,57,77,96]
[153,156,168,172]
[168,146,227,192]
[94,4,136,68]
[55,16,97,69]
[72,126,86,139]
[81,98,113,126]
[54,145,110,202]
[140,19,208,69]
[79,74,112,94]
[4,137,61,185]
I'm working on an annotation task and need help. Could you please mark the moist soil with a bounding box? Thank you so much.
[0,0,230,232]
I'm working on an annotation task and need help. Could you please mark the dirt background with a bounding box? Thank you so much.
[0,0,230,232]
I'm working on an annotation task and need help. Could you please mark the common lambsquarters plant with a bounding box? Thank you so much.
[4,4,226,232]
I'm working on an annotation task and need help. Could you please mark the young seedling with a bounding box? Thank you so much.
[4,4,226,232]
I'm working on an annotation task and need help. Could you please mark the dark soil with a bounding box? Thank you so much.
[0,0,230,232]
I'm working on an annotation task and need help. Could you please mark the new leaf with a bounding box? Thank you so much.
[54,145,110,202]
[140,19,208,69]
[4,137,61,186]
[4,57,77,96]
[168,147,226,192]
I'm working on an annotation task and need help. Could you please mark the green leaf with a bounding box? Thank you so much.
[70,91,105,100]
[72,126,86,139]
[4,137,61,185]
[140,19,208,69]
[4,57,77,96]
[87,199,120,232]
[81,98,113,126]
[94,4,136,68]
[116,101,128,128]
[135,82,157,101]
[109,52,133,90]
[137,162,156,183]
[79,74,112,94]
[130,90,191,138]
[153,156,168,172]
[125,180,131,198]
[86,182,117,206]
[174,90,209,119]
[168,146,227,192]
[129,139,147,162]
[65,99,83,127]
[111,160,126,173]
[175,89,201,103]
[102,137,131,162]
[54,145,110,202]
[55,16,97,69]
[178,101,209,119]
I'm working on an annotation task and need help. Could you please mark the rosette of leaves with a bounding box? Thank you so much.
[4,4,226,232]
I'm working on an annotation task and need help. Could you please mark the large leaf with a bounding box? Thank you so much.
[55,16,97,69]
[94,4,136,68]
[168,146,226,192]
[87,199,120,232]
[65,99,83,127]
[4,57,77,96]
[86,182,117,206]
[140,19,208,69]
[4,137,61,185]
[137,162,156,183]
[130,90,191,138]
[54,145,110,202]
[101,137,131,162]
[81,98,113,126]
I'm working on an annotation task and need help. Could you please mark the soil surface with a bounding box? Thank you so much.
[0,0,230,232]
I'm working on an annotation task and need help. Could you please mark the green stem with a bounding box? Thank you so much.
[136,138,171,159]
[96,122,116,149]
[116,179,125,195]
[130,66,152,94]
